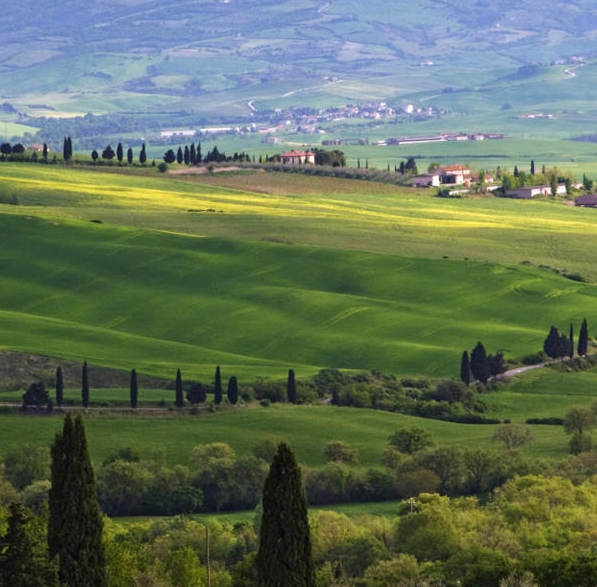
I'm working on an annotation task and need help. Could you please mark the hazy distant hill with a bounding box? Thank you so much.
[3,0,597,138]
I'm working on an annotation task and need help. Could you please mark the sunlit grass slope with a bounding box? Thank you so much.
[3,164,597,282]
[2,211,597,380]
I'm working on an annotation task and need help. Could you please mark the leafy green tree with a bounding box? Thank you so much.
[404,156,418,175]
[55,367,63,408]
[257,443,315,587]
[186,381,207,405]
[3,444,50,490]
[323,441,358,464]
[388,428,435,454]
[163,149,176,164]
[460,350,470,386]
[578,318,589,356]
[492,424,533,450]
[463,449,499,493]
[0,503,59,587]
[471,341,491,384]
[563,407,594,436]
[82,360,89,407]
[49,414,107,587]
[0,143,11,156]
[583,173,594,191]
[22,381,50,408]
[214,365,223,404]
[101,145,115,160]
[287,368,297,404]
[487,351,507,376]
[130,368,138,409]
[175,368,184,408]
[543,326,569,359]
[227,376,238,405]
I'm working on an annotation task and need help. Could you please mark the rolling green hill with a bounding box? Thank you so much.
[2,164,597,383]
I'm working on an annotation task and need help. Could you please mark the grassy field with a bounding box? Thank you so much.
[0,402,573,468]
[1,162,597,470]
[3,165,597,381]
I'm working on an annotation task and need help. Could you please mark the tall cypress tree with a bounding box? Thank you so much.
[227,376,238,405]
[214,365,222,405]
[569,323,575,359]
[127,147,133,165]
[175,368,184,408]
[55,366,64,408]
[470,342,490,384]
[460,350,471,386]
[287,369,297,404]
[0,503,58,587]
[257,443,314,587]
[139,143,147,165]
[81,361,89,408]
[49,415,106,587]
[578,318,589,356]
[130,368,138,409]
[116,142,123,163]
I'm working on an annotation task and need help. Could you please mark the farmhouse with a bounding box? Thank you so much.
[411,173,441,187]
[575,194,597,207]
[439,165,471,186]
[279,150,315,165]
[505,184,566,199]
[411,165,471,188]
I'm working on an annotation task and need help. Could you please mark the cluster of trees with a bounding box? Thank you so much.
[459,342,507,385]
[543,318,588,359]
[8,429,597,587]
[22,363,244,411]
[91,141,148,165]
[498,162,573,195]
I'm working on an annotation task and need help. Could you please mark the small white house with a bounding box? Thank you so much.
[505,184,566,199]
[411,173,441,188]
[280,150,315,165]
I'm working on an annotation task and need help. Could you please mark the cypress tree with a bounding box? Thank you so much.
[227,376,238,405]
[578,318,589,356]
[49,415,106,587]
[530,159,535,175]
[177,146,183,164]
[569,323,574,359]
[470,342,490,384]
[0,503,58,587]
[130,368,138,409]
[184,145,190,165]
[257,443,314,587]
[55,366,63,408]
[127,147,133,165]
[460,350,470,386]
[116,142,123,163]
[139,143,147,164]
[81,361,89,408]
[175,368,184,408]
[190,143,197,165]
[214,365,222,405]
[287,369,297,404]
[43,143,48,160]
